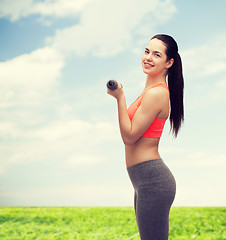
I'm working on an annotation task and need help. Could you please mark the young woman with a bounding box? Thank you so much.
[107,34,184,240]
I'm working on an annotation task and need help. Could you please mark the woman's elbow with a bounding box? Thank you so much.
[122,136,138,145]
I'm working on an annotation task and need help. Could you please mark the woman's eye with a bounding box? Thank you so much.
[145,50,149,54]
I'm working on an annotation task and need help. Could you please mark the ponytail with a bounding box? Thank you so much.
[151,34,184,137]
[168,53,184,137]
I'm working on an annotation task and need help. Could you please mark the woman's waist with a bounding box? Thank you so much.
[125,138,160,167]
[126,153,160,168]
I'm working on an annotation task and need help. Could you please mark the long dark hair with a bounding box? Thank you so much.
[151,34,184,137]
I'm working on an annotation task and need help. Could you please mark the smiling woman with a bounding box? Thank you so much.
[107,34,184,240]
[142,39,174,81]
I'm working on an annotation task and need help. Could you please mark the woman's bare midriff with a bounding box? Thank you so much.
[125,137,161,167]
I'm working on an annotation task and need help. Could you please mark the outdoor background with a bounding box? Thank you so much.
[0,0,225,207]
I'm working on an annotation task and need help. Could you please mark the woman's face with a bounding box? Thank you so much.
[142,38,173,77]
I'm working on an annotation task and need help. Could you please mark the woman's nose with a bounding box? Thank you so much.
[145,53,152,61]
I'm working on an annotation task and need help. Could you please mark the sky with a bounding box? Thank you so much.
[0,0,225,207]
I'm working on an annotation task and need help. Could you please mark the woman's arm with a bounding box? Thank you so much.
[117,93,134,145]
[107,84,167,145]
[107,84,132,144]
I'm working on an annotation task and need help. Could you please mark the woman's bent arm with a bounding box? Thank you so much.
[107,86,136,144]
[108,84,167,145]
[116,94,134,145]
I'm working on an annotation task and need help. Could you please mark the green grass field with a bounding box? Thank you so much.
[0,207,225,240]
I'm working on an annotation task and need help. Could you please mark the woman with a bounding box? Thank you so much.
[107,34,184,240]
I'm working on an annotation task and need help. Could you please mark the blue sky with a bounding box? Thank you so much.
[0,0,225,206]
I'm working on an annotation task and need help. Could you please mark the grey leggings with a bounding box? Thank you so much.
[127,159,176,240]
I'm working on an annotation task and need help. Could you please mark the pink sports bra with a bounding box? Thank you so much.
[127,83,169,138]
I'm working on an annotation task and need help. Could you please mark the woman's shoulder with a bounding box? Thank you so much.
[143,85,169,101]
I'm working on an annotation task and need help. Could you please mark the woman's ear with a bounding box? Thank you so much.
[166,58,174,69]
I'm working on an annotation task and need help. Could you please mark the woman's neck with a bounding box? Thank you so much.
[144,75,167,90]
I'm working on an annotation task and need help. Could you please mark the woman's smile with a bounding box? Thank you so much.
[143,61,154,69]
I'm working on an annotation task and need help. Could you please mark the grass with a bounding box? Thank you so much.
[0,207,225,239]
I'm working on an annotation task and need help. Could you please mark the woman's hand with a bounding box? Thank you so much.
[107,82,124,100]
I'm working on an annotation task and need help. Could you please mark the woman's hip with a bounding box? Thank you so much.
[127,159,176,193]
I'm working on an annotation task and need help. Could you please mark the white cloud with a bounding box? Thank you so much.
[0,0,176,57]
[0,122,21,138]
[31,0,93,18]
[0,41,121,176]
[181,34,226,109]
[0,43,119,175]
[201,61,226,76]
[0,0,93,21]
[209,78,226,103]
[0,118,119,174]
[174,152,226,167]
[0,47,64,107]
[182,34,226,78]
[161,143,226,167]
[25,119,118,142]
[47,0,176,57]
[0,0,33,21]
[65,155,105,167]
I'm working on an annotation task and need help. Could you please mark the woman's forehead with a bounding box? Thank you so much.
[146,38,167,53]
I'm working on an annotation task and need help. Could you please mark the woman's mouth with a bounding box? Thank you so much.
[144,62,154,68]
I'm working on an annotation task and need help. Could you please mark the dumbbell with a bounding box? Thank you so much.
[106,79,122,90]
